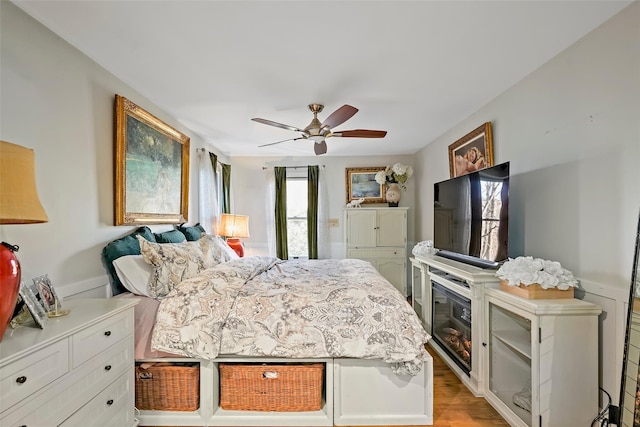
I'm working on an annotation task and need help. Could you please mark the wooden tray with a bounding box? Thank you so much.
[499,280,574,299]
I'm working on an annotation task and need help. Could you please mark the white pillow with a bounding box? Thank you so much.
[113,255,154,297]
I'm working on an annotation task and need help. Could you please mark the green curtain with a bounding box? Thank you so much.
[208,152,218,171]
[274,167,288,259]
[221,162,231,214]
[307,166,319,259]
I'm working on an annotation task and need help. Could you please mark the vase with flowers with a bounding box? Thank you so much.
[375,163,413,207]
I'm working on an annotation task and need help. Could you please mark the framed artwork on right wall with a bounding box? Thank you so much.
[448,122,494,178]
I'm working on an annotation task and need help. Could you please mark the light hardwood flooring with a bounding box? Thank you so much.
[144,345,509,427]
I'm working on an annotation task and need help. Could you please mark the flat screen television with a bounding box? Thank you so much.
[433,162,509,269]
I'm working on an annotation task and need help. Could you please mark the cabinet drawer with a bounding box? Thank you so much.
[60,371,134,427]
[348,248,406,258]
[0,338,133,427]
[0,339,69,413]
[72,309,133,368]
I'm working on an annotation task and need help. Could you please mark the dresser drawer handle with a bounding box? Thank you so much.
[106,399,114,406]
[16,376,27,384]
[104,365,112,371]
[104,331,111,337]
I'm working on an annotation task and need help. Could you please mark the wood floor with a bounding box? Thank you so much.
[427,345,509,427]
[145,345,509,427]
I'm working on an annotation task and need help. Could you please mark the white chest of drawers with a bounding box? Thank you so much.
[0,298,138,427]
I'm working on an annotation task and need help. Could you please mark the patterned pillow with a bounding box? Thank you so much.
[137,234,231,298]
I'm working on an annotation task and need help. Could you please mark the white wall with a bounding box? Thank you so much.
[0,2,227,292]
[230,155,416,258]
[414,2,640,406]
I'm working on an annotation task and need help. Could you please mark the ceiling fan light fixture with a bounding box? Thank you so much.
[308,135,325,143]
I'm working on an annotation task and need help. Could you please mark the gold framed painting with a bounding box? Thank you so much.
[448,122,494,178]
[345,167,386,204]
[115,95,190,225]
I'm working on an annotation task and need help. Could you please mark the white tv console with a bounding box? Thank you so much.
[411,254,602,426]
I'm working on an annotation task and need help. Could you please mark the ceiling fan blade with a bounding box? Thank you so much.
[252,118,304,133]
[314,141,328,155]
[258,137,306,148]
[321,104,358,129]
[332,129,387,138]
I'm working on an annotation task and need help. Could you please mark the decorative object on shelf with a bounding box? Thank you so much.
[18,281,48,329]
[345,197,365,208]
[345,166,386,205]
[218,213,250,257]
[448,122,494,178]
[32,274,70,318]
[114,95,190,226]
[0,141,49,341]
[375,163,414,207]
[412,240,437,256]
[496,256,578,299]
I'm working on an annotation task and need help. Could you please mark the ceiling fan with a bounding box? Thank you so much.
[252,104,387,155]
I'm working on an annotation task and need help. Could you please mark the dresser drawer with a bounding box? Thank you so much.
[72,309,133,368]
[0,338,133,427]
[348,248,406,258]
[60,371,134,427]
[0,339,69,413]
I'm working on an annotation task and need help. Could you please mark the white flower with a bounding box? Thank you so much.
[392,163,408,176]
[496,256,578,289]
[377,163,413,189]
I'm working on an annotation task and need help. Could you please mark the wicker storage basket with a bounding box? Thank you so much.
[135,362,200,411]
[219,363,324,412]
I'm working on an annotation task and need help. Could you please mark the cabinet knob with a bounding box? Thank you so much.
[16,376,27,384]
[104,331,112,337]
[104,365,112,371]
[106,399,114,406]
[482,342,487,347]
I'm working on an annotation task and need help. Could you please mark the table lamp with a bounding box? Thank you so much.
[218,213,250,257]
[0,141,48,340]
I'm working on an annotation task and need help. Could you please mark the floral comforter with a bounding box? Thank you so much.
[151,256,430,376]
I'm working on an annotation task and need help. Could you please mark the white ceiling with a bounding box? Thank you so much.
[12,0,632,157]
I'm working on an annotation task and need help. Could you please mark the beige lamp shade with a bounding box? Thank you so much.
[0,141,48,224]
[218,214,250,238]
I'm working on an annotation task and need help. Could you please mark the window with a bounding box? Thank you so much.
[480,178,503,261]
[286,177,308,259]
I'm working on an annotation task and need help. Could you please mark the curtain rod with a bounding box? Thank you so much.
[262,165,325,170]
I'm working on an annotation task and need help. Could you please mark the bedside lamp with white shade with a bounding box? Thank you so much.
[0,141,48,340]
[218,213,250,257]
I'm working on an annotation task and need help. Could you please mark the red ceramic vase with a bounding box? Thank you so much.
[0,243,21,341]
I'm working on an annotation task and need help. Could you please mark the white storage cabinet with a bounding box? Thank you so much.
[0,298,138,427]
[344,207,408,296]
[483,288,601,427]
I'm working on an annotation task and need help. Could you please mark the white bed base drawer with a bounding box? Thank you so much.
[333,357,434,426]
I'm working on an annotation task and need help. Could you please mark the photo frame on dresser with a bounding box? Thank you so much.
[115,94,190,226]
[448,122,494,178]
[32,274,59,312]
[18,282,48,329]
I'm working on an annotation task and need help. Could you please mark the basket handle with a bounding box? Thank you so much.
[263,371,278,379]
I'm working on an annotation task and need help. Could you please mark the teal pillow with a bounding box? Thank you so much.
[102,226,156,295]
[154,229,187,243]
[177,223,206,241]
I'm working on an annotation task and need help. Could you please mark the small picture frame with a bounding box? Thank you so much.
[19,281,48,329]
[33,274,59,313]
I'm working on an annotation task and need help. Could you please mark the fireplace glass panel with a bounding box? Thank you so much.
[432,282,472,374]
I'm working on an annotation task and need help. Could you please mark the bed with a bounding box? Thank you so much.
[103,226,434,426]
